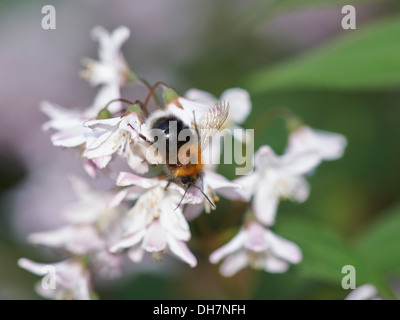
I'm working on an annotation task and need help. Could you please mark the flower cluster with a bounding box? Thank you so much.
[209,125,347,276]
[19,26,347,299]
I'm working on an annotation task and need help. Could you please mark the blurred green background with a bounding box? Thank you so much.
[1,0,400,299]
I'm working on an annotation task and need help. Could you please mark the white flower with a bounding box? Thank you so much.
[109,172,202,208]
[62,175,123,231]
[27,223,124,280]
[83,112,149,174]
[41,25,131,148]
[233,146,321,226]
[18,258,91,300]
[81,26,131,87]
[40,101,93,148]
[209,221,302,277]
[28,224,103,256]
[41,84,122,176]
[110,173,199,267]
[345,284,381,300]
[90,250,124,280]
[81,26,132,115]
[24,174,125,280]
[286,125,347,162]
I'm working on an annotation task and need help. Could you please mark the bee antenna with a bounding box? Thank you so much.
[127,124,151,143]
[143,81,168,110]
[175,185,190,211]
[193,184,216,209]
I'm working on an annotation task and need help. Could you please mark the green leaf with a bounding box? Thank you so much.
[275,217,365,282]
[275,216,397,299]
[271,0,388,13]
[358,204,400,275]
[245,16,400,92]
[232,0,385,36]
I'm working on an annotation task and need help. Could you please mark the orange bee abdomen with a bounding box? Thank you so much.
[170,144,204,177]
[171,163,204,177]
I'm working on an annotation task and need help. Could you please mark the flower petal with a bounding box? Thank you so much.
[219,250,249,277]
[244,222,270,252]
[63,201,104,224]
[203,169,241,192]
[84,117,122,131]
[209,229,247,264]
[108,189,128,208]
[88,82,122,114]
[160,206,191,241]
[83,130,118,159]
[128,245,145,263]
[167,235,197,267]
[28,225,102,255]
[253,179,279,226]
[126,152,149,174]
[263,256,289,273]
[185,89,217,105]
[280,151,321,175]
[142,220,167,252]
[116,172,158,188]
[83,159,98,178]
[184,204,204,221]
[232,172,260,201]
[221,88,251,124]
[264,230,302,264]
[92,155,113,169]
[51,128,88,147]
[287,126,347,161]
[110,229,145,253]
[254,146,280,170]
[18,258,47,276]
[345,284,378,300]
[282,175,310,203]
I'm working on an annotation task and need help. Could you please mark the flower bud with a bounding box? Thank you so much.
[163,88,178,104]
[126,104,142,114]
[97,108,112,119]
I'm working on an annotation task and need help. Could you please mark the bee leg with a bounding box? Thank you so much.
[164,179,173,191]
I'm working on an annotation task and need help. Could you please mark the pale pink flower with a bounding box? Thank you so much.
[62,175,122,228]
[80,26,132,114]
[110,173,199,267]
[40,87,119,177]
[40,101,94,148]
[83,113,149,173]
[345,284,380,300]
[286,125,347,162]
[18,258,91,300]
[210,221,302,277]
[28,224,103,256]
[81,26,131,87]
[233,146,321,226]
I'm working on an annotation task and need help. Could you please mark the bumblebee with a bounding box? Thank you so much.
[144,101,229,207]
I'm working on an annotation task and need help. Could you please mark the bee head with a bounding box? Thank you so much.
[174,174,216,211]
[180,175,194,186]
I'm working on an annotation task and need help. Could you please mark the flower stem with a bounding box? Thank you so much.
[252,107,299,140]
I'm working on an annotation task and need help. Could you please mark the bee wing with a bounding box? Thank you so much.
[198,100,229,152]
